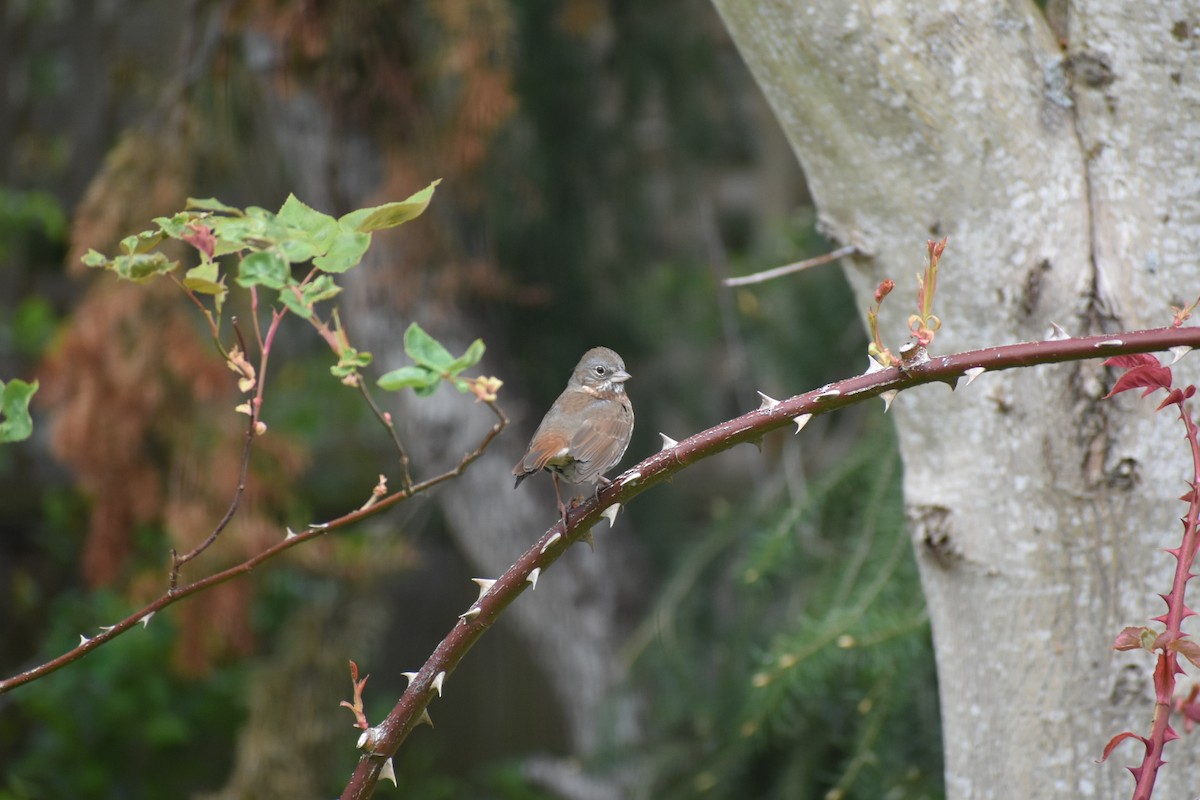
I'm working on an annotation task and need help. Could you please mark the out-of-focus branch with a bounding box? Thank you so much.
[0,401,506,694]
[722,245,858,287]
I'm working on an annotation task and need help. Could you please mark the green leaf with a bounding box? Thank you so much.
[277,237,319,264]
[312,229,370,273]
[81,249,110,268]
[277,287,313,319]
[113,252,177,284]
[331,348,374,378]
[377,365,439,393]
[153,212,198,238]
[403,322,455,371]
[0,379,38,443]
[119,229,167,255]
[236,251,289,289]
[339,179,441,233]
[302,274,342,305]
[277,194,339,254]
[187,197,243,214]
[182,261,227,296]
[447,338,485,374]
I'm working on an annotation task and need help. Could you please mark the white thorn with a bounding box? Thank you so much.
[1170,346,1193,364]
[431,671,445,697]
[817,388,841,399]
[357,730,370,749]
[1046,322,1070,340]
[99,625,115,634]
[793,414,812,434]
[310,522,330,531]
[285,527,297,539]
[865,356,888,374]
[541,532,562,553]
[1096,339,1125,348]
[401,671,419,686]
[79,634,90,646]
[880,389,899,412]
[471,578,496,601]
[601,503,621,527]
[419,709,434,728]
[527,567,541,590]
[757,391,780,410]
[140,611,155,629]
[380,757,397,786]
[963,366,986,386]
[458,607,481,622]
[659,432,678,450]
[620,470,642,485]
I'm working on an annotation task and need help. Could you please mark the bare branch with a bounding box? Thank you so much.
[722,244,858,287]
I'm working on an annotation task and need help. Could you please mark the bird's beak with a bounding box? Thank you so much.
[613,368,632,383]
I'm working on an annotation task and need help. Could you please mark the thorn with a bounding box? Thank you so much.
[380,758,397,786]
[79,634,90,646]
[1046,322,1070,340]
[431,671,445,697]
[141,611,155,628]
[471,578,496,601]
[880,389,899,412]
[401,671,419,687]
[964,366,986,386]
[527,567,541,589]
[419,709,434,728]
[601,504,621,527]
[285,527,297,539]
[757,391,780,410]
[752,436,763,453]
[99,625,115,634]
[357,730,371,750]
[620,470,642,485]
[458,606,481,622]
[1096,339,1125,348]
[793,414,812,433]
[581,529,596,551]
[659,432,678,450]
[865,356,888,375]
[541,532,562,553]
[1170,346,1193,364]
[898,341,929,368]
[817,388,841,399]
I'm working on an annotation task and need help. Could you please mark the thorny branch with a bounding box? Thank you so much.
[339,324,1200,800]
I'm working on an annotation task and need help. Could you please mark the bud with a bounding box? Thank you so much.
[874,279,895,303]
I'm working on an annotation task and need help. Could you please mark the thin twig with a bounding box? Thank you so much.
[170,312,282,585]
[355,379,414,491]
[722,244,858,287]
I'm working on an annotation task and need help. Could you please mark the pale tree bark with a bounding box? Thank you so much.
[711,1,1200,798]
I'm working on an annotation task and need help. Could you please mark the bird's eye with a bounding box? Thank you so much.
[594,365,607,375]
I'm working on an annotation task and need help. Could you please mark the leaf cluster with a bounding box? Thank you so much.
[80,182,439,325]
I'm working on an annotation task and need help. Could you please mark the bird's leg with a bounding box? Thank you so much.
[552,473,570,528]
[592,475,613,502]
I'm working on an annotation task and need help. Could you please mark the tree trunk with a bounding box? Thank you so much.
[710,1,1200,797]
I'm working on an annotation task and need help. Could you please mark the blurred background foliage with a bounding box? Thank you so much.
[0,0,941,798]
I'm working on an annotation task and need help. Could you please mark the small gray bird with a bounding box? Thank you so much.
[513,347,634,526]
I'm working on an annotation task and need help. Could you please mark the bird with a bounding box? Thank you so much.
[513,347,634,527]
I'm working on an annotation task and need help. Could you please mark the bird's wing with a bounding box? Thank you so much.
[567,403,633,483]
